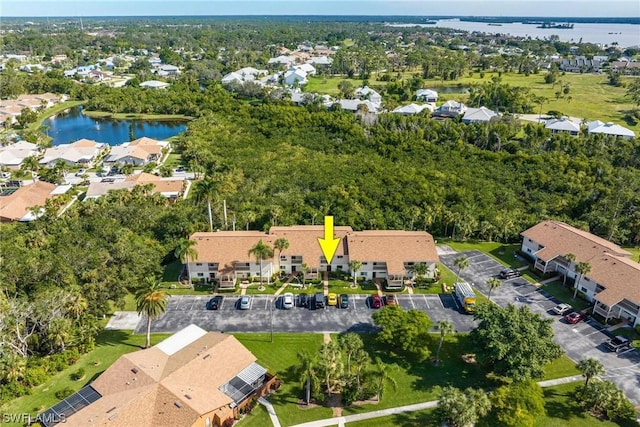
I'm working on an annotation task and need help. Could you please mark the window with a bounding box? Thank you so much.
[280,256,286,260]
[197,273,204,277]
[208,263,215,267]
[196,263,202,266]
[362,262,368,265]
[337,255,343,259]
[581,287,587,292]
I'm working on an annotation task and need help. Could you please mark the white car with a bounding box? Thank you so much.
[283,292,294,310]
[551,303,572,315]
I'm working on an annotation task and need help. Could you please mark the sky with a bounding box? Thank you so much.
[2,0,639,18]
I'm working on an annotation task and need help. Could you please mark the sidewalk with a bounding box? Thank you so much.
[268,374,585,427]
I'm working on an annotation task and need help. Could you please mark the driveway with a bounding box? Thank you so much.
[440,249,640,406]
[135,293,477,335]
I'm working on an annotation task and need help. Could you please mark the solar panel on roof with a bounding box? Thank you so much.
[37,386,102,427]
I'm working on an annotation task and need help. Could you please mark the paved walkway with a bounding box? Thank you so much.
[274,273,299,297]
[258,397,282,427]
[323,271,329,295]
[261,374,584,427]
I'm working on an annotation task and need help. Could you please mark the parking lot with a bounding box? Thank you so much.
[440,248,640,406]
[135,293,478,335]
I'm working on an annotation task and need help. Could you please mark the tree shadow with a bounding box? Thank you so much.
[96,329,142,349]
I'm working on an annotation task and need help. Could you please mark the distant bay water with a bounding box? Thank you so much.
[388,19,640,47]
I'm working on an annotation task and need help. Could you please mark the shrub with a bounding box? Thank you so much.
[55,387,75,400]
[23,366,49,387]
[71,368,86,381]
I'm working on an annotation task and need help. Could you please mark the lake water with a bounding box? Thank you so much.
[389,19,640,47]
[44,106,188,146]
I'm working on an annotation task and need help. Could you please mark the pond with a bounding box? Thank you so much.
[43,106,188,146]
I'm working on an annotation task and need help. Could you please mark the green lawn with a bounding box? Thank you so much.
[346,382,634,427]
[308,71,640,133]
[444,241,528,268]
[541,281,592,312]
[0,330,171,427]
[27,100,85,132]
[163,153,183,169]
[622,246,640,263]
[412,263,459,294]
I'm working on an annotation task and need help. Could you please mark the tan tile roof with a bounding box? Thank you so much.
[0,181,56,221]
[269,225,353,268]
[346,230,439,275]
[192,231,275,273]
[130,136,161,146]
[591,254,640,307]
[192,226,439,275]
[72,138,100,148]
[67,330,256,427]
[87,174,185,198]
[521,220,630,262]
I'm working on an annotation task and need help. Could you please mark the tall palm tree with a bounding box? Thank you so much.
[174,238,198,286]
[374,357,397,402]
[577,358,605,387]
[20,155,40,178]
[348,260,363,287]
[338,332,364,374]
[193,178,217,232]
[300,263,310,286]
[136,277,170,348]
[453,256,469,282]
[248,239,273,285]
[435,320,455,366]
[297,351,316,405]
[563,253,576,286]
[486,277,502,302]
[273,237,289,270]
[573,261,592,300]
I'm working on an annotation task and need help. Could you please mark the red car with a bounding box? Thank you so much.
[371,295,383,309]
[564,311,587,324]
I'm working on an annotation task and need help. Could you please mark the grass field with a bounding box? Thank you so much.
[541,281,592,312]
[0,330,171,427]
[444,241,529,269]
[26,100,85,133]
[304,72,640,133]
[623,246,640,263]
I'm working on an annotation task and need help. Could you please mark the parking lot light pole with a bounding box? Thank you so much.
[270,297,274,343]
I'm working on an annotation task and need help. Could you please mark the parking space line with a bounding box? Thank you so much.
[434,295,445,309]
[409,295,416,309]
[423,294,429,309]
[352,296,357,310]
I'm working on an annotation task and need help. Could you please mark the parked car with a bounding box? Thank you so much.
[298,293,309,308]
[206,296,223,310]
[238,295,251,310]
[604,336,631,353]
[385,294,397,306]
[564,311,587,324]
[498,268,521,279]
[551,303,573,315]
[327,293,338,306]
[75,168,86,177]
[314,292,325,309]
[339,294,349,309]
[282,292,294,309]
[371,295,383,309]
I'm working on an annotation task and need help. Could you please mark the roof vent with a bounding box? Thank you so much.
[131,368,138,374]
[185,394,192,400]
[203,354,211,360]
[108,414,118,421]
[106,407,117,414]
[175,401,183,408]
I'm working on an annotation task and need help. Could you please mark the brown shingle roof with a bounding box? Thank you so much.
[591,254,640,307]
[269,225,353,268]
[346,230,439,275]
[192,226,439,275]
[67,329,257,427]
[0,181,56,221]
[521,220,630,262]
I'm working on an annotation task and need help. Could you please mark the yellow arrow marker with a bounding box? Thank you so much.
[318,216,340,265]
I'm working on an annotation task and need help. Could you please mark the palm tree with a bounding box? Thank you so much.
[174,238,198,286]
[20,155,40,177]
[486,277,502,302]
[248,239,274,285]
[136,277,170,348]
[563,253,576,286]
[348,260,363,287]
[577,358,605,387]
[573,261,592,300]
[373,357,397,402]
[453,256,469,282]
[193,178,217,232]
[410,262,428,285]
[297,351,316,405]
[300,263,310,286]
[273,237,289,270]
[338,332,364,374]
[435,320,455,366]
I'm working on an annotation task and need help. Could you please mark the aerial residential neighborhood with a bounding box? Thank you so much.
[1,4,640,427]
